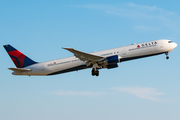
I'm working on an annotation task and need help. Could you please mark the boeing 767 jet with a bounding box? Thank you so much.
[4,39,177,76]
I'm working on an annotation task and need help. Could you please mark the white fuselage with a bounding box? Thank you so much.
[13,39,177,76]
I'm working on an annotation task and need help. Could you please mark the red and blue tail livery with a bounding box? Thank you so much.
[3,44,37,68]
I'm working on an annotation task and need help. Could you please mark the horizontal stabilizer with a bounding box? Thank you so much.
[8,68,31,72]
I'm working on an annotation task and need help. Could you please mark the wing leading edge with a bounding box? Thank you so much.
[62,48,105,63]
[63,47,120,76]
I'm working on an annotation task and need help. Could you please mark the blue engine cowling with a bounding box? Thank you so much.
[105,55,120,65]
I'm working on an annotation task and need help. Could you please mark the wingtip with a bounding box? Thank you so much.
[62,47,68,50]
[62,47,73,50]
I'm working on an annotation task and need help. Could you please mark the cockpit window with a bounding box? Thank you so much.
[168,41,173,43]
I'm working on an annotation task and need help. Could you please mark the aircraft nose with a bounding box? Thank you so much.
[173,43,177,48]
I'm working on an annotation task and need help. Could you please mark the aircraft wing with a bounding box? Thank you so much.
[8,68,32,72]
[63,48,105,63]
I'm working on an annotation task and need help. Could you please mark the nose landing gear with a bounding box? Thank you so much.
[165,52,169,59]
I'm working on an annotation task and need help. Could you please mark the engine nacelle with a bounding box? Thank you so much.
[107,63,118,69]
[104,55,121,65]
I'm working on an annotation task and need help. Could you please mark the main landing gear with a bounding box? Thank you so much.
[92,68,99,76]
[165,52,169,59]
[91,63,100,76]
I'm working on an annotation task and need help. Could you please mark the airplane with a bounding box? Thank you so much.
[3,39,177,76]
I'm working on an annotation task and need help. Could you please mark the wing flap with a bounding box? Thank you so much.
[8,68,31,72]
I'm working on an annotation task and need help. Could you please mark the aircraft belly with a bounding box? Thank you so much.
[48,64,87,75]
[121,45,166,62]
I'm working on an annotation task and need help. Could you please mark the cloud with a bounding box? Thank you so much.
[112,87,164,101]
[52,90,107,96]
[76,3,177,20]
[51,86,165,102]
[74,3,180,32]
[127,3,158,11]
[134,25,158,31]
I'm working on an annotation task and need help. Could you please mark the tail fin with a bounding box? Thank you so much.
[3,44,37,68]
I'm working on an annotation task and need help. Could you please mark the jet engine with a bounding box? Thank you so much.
[102,55,121,69]
[104,55,121,64]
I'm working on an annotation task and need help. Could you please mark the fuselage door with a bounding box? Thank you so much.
[123,49,126,55]
[41,65,45,71]
[160,41,164,48]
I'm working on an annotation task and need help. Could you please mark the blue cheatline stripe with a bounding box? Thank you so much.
[48,65,88,75]
[48,52,166,75]
[120,52,165,62]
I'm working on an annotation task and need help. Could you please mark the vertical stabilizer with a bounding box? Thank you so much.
[3,44,37,68]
